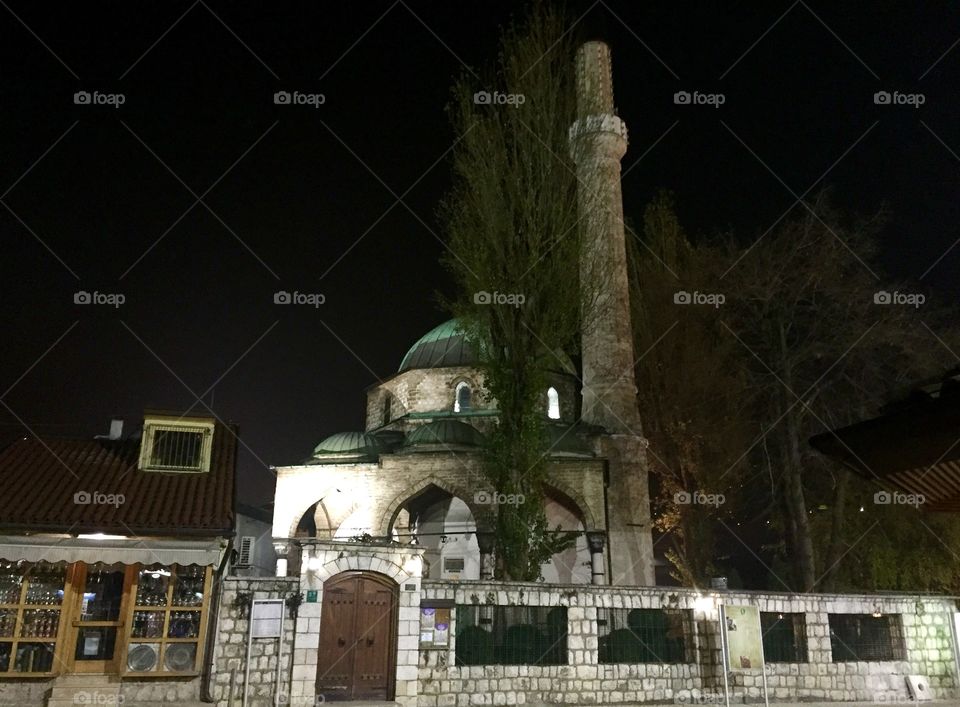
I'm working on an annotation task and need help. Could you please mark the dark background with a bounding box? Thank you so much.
[2,1,958,508]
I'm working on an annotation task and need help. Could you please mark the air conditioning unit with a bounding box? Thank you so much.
[236,536,255,567]
[127,643,158,672]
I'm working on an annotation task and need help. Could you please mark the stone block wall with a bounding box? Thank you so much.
[210,576,299,707]
[291,541,424,707]
[417,581,959,706]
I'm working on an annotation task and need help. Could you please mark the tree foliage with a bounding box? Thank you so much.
[439,3,582,580]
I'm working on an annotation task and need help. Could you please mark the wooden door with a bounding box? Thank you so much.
[66,564,132,674]
[316,572,397,702]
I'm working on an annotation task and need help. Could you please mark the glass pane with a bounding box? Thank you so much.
[136,567,171,607]
[74,627,117,661]
[20,609,59,638]
[167,611,201,639]
[172,566,205,607]
[163,642,196,672]
[0,609,16,637]
[24,564,65,605]
[0,642,10,672]
[131,611,165,638]
[127,643,159,672]
[14,642,54,673]
[0,562,24,604]
[79,568,124,621]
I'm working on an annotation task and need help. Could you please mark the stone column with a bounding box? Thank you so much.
[273,541,290,577]
[475,531,495,580]
[570,41,655,586]
[586,531,606,585]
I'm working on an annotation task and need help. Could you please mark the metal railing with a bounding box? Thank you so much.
[455,605,567,666]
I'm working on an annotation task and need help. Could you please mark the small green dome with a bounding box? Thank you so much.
[399,319,477,373]
[311,431,380,459]
[405,420,485,448]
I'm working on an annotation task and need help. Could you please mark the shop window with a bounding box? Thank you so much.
[126,564,211,675]
[0,561,66,675]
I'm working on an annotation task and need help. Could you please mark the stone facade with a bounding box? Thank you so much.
[417,580,958,706]
[289,541,424,706]
[210,576,299,707]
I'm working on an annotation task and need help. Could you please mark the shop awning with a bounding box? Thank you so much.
[0,536,225,566]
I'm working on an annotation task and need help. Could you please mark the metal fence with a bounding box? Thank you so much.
[455,605,567,666]
[760,611,807,662]
[828,613,904,662]
[597,608,690,664]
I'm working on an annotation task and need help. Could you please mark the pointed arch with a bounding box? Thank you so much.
[376,474,489,537]
[543,478,598,530]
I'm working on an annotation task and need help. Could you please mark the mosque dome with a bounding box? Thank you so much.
[398,319,477,373]
[310,431,380,461]
[404,419,485,449]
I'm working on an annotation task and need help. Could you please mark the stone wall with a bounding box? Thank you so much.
[418,580,959,706]
[291,541,424,707]
[210,576,299,707]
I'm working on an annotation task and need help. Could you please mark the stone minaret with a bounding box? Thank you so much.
[569,41,655,585]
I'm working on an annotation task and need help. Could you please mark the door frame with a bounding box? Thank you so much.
[63,564,136,674]
[316,571,399,701]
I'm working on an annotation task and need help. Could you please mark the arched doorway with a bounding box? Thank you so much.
[390,483,480,580]
[316,572,397,702]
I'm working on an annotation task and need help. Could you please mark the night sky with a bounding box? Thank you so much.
[2,1,958,507]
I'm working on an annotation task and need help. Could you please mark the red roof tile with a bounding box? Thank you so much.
[0,422,237,536]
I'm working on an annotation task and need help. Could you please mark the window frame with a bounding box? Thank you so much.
[546,386,561,420]
[453,381,472,413]
[139,420,214,473]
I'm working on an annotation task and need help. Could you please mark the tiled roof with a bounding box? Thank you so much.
[0,422,237,536]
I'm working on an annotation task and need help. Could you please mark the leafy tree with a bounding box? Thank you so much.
[629,193,750,586]
[439,3,586,580]
[722,190,958,591]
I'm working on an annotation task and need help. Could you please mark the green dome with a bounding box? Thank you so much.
[398,319,477,373]
[405,420,485,448]
[311,431,380,459]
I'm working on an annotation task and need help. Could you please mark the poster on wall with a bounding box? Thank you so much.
[419,607,450,648]
[721,604,764,671]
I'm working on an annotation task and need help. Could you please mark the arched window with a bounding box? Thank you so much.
[382,394,392,424]
[454,381,472,413]
[547,387,560,420]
